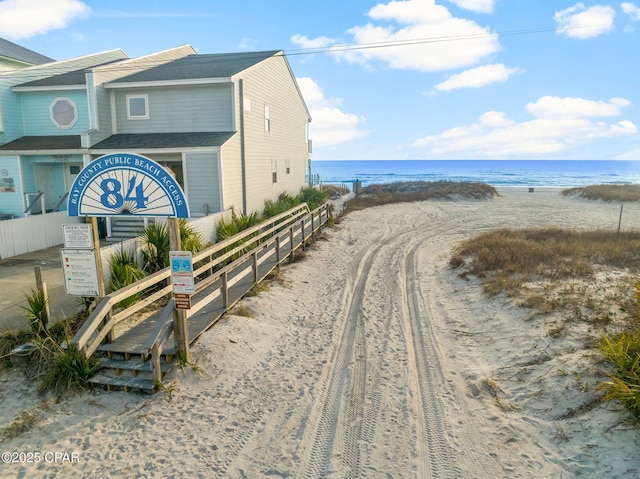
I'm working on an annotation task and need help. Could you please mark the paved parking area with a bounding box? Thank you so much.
[0,245,81,333]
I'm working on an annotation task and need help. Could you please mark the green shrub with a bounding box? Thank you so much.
[39,343,101,395]
[264,192,299,218]
[140,222,170,273]
[598,330,640,418]
[21,289,49,336]
[109,248,146,309]
[300,186,327,210]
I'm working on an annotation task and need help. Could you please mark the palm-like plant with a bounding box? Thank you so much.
[140,222,170,273]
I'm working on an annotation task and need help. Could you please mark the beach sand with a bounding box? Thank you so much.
[2,187,640,478]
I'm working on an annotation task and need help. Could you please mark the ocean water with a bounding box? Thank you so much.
[310,160,640,188]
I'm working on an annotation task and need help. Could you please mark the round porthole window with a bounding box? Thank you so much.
[50,98,77,128]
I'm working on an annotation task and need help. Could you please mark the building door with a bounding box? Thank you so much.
[34,164,54,213]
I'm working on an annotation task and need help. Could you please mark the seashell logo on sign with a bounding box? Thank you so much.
[67,153,190,218]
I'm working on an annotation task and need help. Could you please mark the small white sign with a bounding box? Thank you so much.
[170,251,195,294]
[63,224,93,249]
[61,248,100,296]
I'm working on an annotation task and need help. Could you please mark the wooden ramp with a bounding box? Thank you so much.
[74,204,330,393]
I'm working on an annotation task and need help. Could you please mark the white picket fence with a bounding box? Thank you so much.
[0,212,83,259]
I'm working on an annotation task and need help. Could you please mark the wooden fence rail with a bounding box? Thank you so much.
[72,203,330,366]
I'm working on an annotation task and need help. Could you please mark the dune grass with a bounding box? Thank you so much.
[562,184,640,202]
[450,226,640,418]
[346,181,498,211]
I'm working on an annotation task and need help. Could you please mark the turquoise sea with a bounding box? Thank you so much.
[310,160,640,188]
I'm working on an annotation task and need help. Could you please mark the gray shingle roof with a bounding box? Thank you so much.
[15,60,123,88]
[0,136,82,150]
[0,38,54,66]
[91,132,236,149]
[109,51,281,84]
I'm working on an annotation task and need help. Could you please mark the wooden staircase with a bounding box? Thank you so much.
[89,351,174,393]
[108,217,151,241]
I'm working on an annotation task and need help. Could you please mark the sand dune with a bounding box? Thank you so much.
[2,187,640,478]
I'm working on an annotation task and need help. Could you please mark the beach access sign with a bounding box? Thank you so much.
[67,153,189,218]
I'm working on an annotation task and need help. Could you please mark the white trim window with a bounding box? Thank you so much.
[127,94,149,120]
[50,97,78,129]
[264,105,270,132]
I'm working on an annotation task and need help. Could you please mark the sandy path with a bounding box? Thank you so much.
[2,188,640,478]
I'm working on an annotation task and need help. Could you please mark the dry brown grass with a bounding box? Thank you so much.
[451,227,640,323]
[561,184,640,202]
[451,228,640,282]
[346,181,498,211]
[321,184,351,198]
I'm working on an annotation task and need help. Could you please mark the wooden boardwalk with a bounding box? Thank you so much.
[73,203,330,391]
[97,223,300,356]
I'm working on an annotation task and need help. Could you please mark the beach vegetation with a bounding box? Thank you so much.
[39,343,101,395]
[140,220,207,273]
[321,184,350,198]
[345,181,498,211]
[231,305,252,318]
[562,184,640,202]
[300,186,328,211]
[264,192,299,218]
[598,330,640,418]
[21,289,49,336]
[109,248,146,309]
[450,226,640,418]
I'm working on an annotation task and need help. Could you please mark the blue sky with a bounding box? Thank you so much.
[1,0,639,161]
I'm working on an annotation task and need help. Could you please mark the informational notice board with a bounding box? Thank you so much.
[170,251,195,294]
[63,224,93,249]
[60,248,100,296]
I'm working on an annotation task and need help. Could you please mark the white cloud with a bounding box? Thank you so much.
[297,0,499,72]
[297,77,369,147]
[290,34,339,49]
[434,63,522,91]
[447,0,495,14]
[413,96,637,158]
[0,0,90,40]
[622,2,640,21]
[526,96,631,118]
[554,3,615,38]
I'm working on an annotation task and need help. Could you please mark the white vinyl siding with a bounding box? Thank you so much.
[185,152,222,215]
[114,84,233,134]
[236,55,311,213]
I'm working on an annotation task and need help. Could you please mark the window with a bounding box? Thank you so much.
[50,97,77,129]
[127,94,149,119]
[285,159,291,175]
[264,105,270,132]
[271,159,277,183]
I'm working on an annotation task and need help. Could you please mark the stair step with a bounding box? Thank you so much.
[89,374,156,393]
[99,358,173,373]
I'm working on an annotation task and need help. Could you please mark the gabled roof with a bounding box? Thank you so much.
[14,60,123,88]
[91,132,236,149]
[0,136,82,151]
[0,38,54,66]
[108,50,280,84]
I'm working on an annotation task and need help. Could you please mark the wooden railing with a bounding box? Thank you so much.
[72,203,330,362]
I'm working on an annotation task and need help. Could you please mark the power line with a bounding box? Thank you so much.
[0,23,608,81]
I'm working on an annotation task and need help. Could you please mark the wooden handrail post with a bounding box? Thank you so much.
[276,236,281,264]
[252,252,258,283]
[169,217,190,363]
[222,271,229,309]
[289,226,294,262]
[301,219,306,250]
